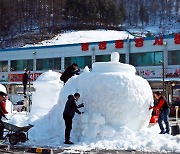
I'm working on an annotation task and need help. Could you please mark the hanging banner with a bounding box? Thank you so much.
[136,68,180,78]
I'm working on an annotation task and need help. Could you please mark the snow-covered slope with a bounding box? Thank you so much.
[24,30,134,47]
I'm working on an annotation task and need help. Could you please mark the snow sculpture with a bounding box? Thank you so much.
[58,52,153,140]
[31,70,63,116]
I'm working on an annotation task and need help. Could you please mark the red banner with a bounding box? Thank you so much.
[174,34,180,44]
[81,43,89,51]
[98,41,107,50]
[115,40,124,48]
[135,38,144,47]
[8,73,42,82]
[153,36,163,45]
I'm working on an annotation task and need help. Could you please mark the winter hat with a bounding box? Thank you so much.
[72,63,78,66]
[0,84,7,96]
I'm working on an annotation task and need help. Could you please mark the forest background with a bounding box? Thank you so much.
[0,0,179,48]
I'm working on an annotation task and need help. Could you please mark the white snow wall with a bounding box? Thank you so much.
[31,70,63,116]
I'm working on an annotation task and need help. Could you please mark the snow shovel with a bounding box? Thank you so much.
[171,106,180,136]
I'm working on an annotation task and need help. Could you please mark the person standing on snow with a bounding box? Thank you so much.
[22,69,30,95]
[60,63,80,84]
[0,84,8,139]
[63,93,84,144]
[149,91,170,134]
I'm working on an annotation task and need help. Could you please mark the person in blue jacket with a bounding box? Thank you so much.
[63,93,84,144]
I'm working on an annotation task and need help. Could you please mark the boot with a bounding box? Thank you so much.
[159,130,165,134]
[64,140,74,144]
[164,130,169,134]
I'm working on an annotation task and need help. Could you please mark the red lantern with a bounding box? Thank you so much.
[115,40,123,48]
[98,41,107,50]
[153,36,163,45]
[174,34,180,44]
[135,38,144,47]
[81,43,89,51]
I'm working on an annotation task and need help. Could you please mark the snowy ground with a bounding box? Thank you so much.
[3,112,180,153]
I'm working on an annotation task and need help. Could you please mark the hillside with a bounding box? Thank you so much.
[24,30,134,47]
[0,0,179,49]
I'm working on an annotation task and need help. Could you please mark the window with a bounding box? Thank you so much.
[96,55,110,62]
[65,56,92,69]
[96,54,125,63]
[0,61,8,72]
[168,50,180,65]
[120,54,126,63]
[11,59,33,71]
[154,52,163,65]
[130,51,163,66]
[36,58,61,70]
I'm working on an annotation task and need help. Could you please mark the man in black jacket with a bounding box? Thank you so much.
[63,93,84,144]
[60,63,80,84]
[22,69,30,95]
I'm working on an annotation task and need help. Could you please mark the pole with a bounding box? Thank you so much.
[159,60,165,95]
[32,51,36,81]
[162,61,165,94]
[126,35,130,64]
[92,47,95,64]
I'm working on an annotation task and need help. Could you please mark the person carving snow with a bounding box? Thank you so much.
[63,93,84,144]
[60,63,80,84]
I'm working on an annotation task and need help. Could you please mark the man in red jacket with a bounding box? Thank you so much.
[149,91,170,134]
[0,84,8,139]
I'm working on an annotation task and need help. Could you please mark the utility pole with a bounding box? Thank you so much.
[92,47,95,64]
[32,51,36,81]
[159,60,165,95]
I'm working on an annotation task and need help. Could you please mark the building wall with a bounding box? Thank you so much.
[0,34,180,82]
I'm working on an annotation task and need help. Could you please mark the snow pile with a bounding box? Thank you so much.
[58,52,153,141]
[24,30,134,47]
[31,70,63,116]
[5,100,13,114]
[29,52,153,142]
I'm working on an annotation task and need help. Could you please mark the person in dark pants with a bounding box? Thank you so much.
[60,63,80,84]
[149,91,170,134]
[22,69,30,95]
[0,84,8,139]
[63,93,84,144]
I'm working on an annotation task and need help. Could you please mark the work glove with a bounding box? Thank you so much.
[77,112,84,115]
[149,106,153,110]
[78,103,84,108]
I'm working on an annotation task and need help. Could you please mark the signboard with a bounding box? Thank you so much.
[0,72,42,82]
[81,33,180,51]
[0,72,8,82]
[136,68,180,78]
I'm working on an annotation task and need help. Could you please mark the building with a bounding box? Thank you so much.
[0,34,180,102]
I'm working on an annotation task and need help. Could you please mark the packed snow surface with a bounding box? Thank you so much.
[31,70,63,116]
[4,52,180,153]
